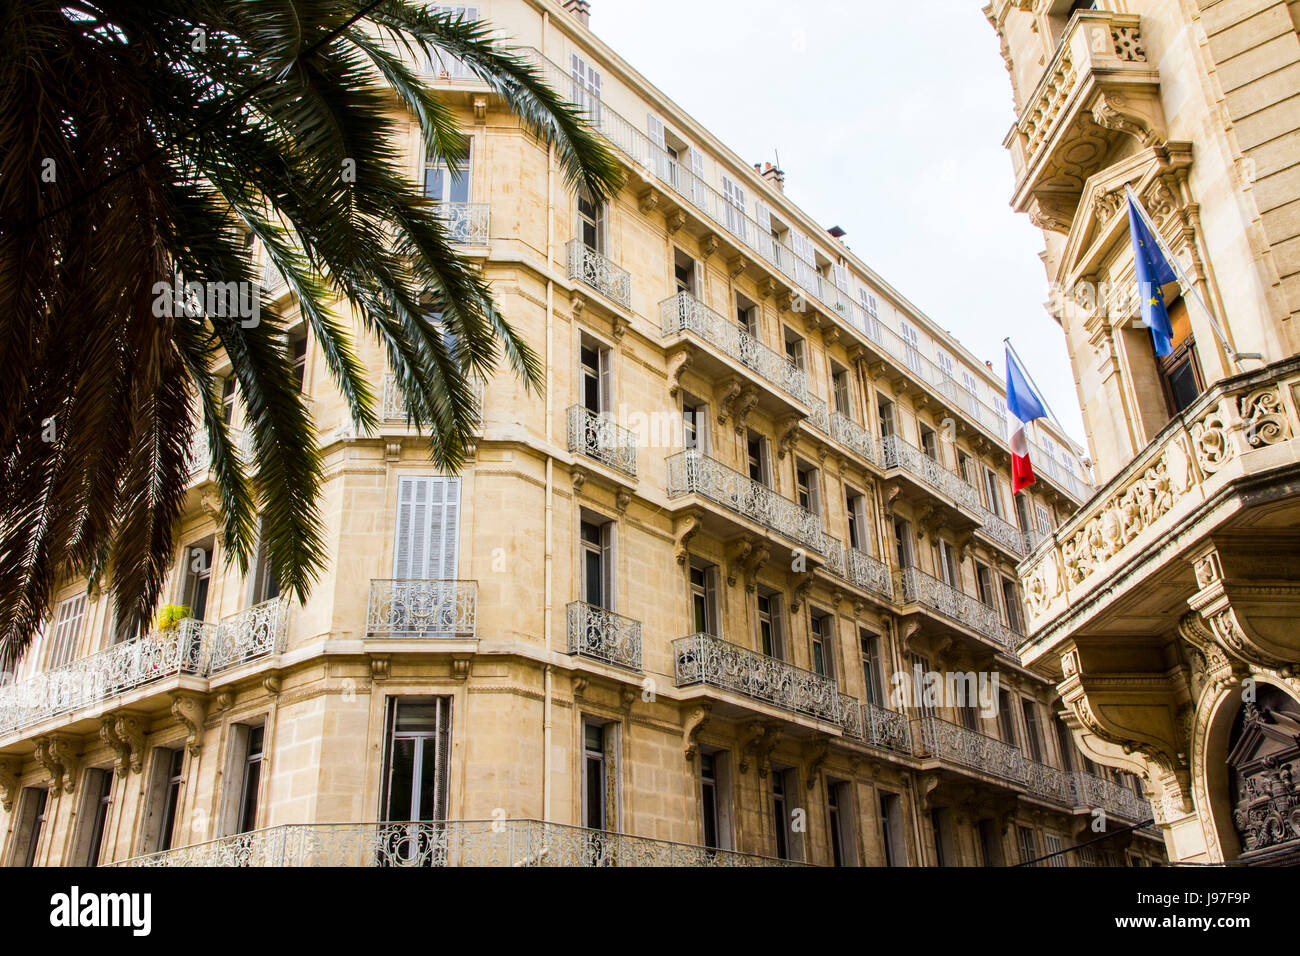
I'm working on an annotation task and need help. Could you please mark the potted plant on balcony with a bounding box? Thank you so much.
[155,605,192,631]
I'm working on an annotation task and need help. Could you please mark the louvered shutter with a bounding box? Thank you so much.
[791,228,818,294]
[689,148,708,210]
[647,113,669,183]
[393,477,461,579]
[755,201,773,263]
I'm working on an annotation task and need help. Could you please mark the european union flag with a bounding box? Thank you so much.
[1127,195,1177,357]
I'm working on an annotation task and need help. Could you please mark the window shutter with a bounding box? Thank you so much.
[755,200,773,262]
[394,477,460,579]
[834,262,851,292]
[601,523,616,611]
[434,478,461,579]
[598,346,613,416]
[705,567,719,636]
[647,113,668,182]
[690,148,708,210]
[47,595,86,669]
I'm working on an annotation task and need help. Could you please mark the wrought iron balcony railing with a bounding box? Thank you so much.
[112,818,803,867]
[913,715,1026,784]
[207,598,291,674]
[895,568,1020,653]
[822,538,893,601]
[381,374,484,428]
[366,580,478,638]
[1023,758,1074,806]
[830,412,877,466]
[566,602,643,672]
[566,406,638,478]
[879,436,982,513]
[673,632,840,723]
[864,703,913,754]
[666,450,825,556]
[973,504,1029,557]
[1072,771,1151,823]
[659,292,810,406]
[0,619,211,740]
[434,202,489,245]
[567,239,631,309]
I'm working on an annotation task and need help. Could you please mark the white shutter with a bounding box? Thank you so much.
[721,176,746,239]
[834,263,851,292]
[791,228,818,294]
[689,148,708,210]
[601,523,617,611]
[647,113,669,183]
[393,477,461,579]
[598,346,613,416]
[47,595,86,669]
[755,201,774,263]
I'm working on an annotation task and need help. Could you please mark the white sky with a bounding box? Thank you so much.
[588,0,1087,444]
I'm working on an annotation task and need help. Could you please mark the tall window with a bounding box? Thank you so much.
[879,791,906,866]
[893,517,915,568]
[582,720,618,831]
[974,562,997,608]
[570,54,602,122]
[783,328,806,371]
[237,725,265,833]
[580,517,615,611]
[289,331,308,392]
[580,340,612,415]
[181,541,213,620]
[860,630,884,707]
[1017,825,1039,866]
[936,539,959,589]
[831,366,852,417]
[877,395,896,440]
[757,591,785,660]
[423,138,471,204]
[998,689,1019,746]
[220,376,236,423]
[810,611,834,679]
[11,788,49,867]
[978,819,1003,867]
[220,723,267,836]
[1156,298,1204,414]
[931,808,952,866]
[736,293,758,339]
[827,780,856,866]
[920,425,939,462]
[721,176,747,238]
[142,748,185,853]
[673,248,697,296]
[250,518,280,605]
[578,186,604,254]
[1021,699,1045,763]
[899,321,923,375]
[845,489,870,553]
[1001,576,1024,633]
[1055,717,1077,772]
[690,562,720,636]
[984,467,1004,519]
[682,396,709,453]
[46,594,86,670]
[393,476,461,581]
[746,431,771,487]
[771,768,799,860]
[795,460,821,516]
[74,768,114,866]
[382,698,452,823]
[699,751,732,851]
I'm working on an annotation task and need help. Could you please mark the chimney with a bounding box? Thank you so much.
[754,161,785,193]
[563,0,591,27]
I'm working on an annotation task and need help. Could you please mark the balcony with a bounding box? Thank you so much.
[381,374,484,429]
[433,202,489,245]
[841,701,913,755]
[113,818,803,867]
[566,602,643,672]
[567,239,631,310]
[830,411,878,467]
[1022,758,1074,807]
[1071,771,1151,824]
[1009,11,1161,234]
[207,598,290,675]
[895,568,1021,655]
[366,580,478,639]
[566,406,638,478]
[673,632,840,724]
[659,292,810,416]
[913,716,1025,786]
[822,538,893,603]
[0,619,210,743]
[666,450,826,559]
[879,436,982,518]
[972,504,1030,558]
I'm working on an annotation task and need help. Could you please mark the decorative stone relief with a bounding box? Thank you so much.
[170,692,209,756]
[0,757,19,812]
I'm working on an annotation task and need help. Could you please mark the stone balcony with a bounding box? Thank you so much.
[366,580,478,639]
[566,405,638,479]
[666,449,828,562]
[894,567,1021,655]
[567,239,631,310]
[566,602,643,672]
[1007,10,1161,233]
[673,632,840,725]
[1018,357,1300,658]
[660,292,811,422]
[113,818,803,867]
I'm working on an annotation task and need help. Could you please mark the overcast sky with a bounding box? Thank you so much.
[589,0,1087,444]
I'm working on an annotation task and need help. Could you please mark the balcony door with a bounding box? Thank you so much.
[423,138,470,205]
[380,697,452,865]
[393,476,461,581]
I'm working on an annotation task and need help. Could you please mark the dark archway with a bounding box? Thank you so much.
[1227,684,1300,865]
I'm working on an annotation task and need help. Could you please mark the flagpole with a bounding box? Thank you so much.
[1003,336,1092,478]
[1123,185,1258,371]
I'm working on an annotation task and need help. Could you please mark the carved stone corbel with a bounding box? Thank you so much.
[170,691,209,756]
[637,187,660,215]
[0,757,20,812]
[451,657,472,681]
[666,347,693,398]
[700,233,719,259]
[673,512,702,565]
[730,385,761,435]
[775,416,802,460]
[789,572,814,612]
[727,255,748,279]
[570,291,587,320]
[880,481,902,518]
[682,703,712,761]
[571,466,588,492]
[1186,543,1300,672]
[370,655,392,682]
[100,712,147,777]
[757,276,777,300]
[665,208,687,234]
[804,735,830,790]
[715,378,744,427]
[615,488,632,514]
[33,735,79,794]
[611,313,630,340]
[740,722,781,776]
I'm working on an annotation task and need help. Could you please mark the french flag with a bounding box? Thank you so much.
[1005,345,1048,495]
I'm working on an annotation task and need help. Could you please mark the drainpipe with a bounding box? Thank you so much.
[542,66,556,822]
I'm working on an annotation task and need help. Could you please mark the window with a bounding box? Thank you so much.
[879,791,907,866]
[238,725,265,833]
[46,594,86,670]
[860,630,884,707]
[1158,336,1204,414]
[250,518,280,605]
[1001,577,1025,633]
[577,186,605,254]
[580,516,615,611]
[936,538,959,589]
[795,460,821,516]
[141,748,185,853]
[1055,718,1077,772]
[810,611,834,679]
[582,719,618,831]
[1035,503,1053,536]
[73,768,113,866]
[423,137,471,205]
[682,396,709,453]
[783,328,805,371]
[899,321,923,375]
[958,701,980,732]
[580,339,612,415]
[845,488,870,553]
[827,780,856,866]
[1021,699,1045,762]
[756,591,785,659]
[771,768,801,861]
[219,723,267,836]
[746,431,771,487]
[735,292,758,339]
[699,750,733,850]
[790,229,819,295]
[930,808,952,866]
[393,476,461,581]
[689,562,720,636]
[893,517,915,568]
[978,818,1003,867]
[998,689,1019,746]
[570,54,601,123]
[721,176,747,239]
[911,654,937,718]
[920,425,939,462]
[1017,825,1039,866]
[181,540,213,620]
[220,376,236,423]
[382,698,452,825]
[1043,832,1067,867]
[984,467,1005,519]
[975,561,997,608]
[426,7,479,75]
[961,370,980,416]
[959,450,978,489]
[935,349,956,399]
[831,365,852,417]
[11,787,49,867]
[673,248,697,296]
[877,394,896,440]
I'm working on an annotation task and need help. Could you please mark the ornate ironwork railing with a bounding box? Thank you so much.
[895,568,1020,652]
[973,504,1029,557]
[367,580,478,638]
[673,632,840,723]
[434,202,489,245]
[837,694,864,739]
[822,539,893,601]
[1071,771,1150,823]
[914,716,1026,784]
[806,396,830,434]
[1023,759,1074,806]
[567,239,631,309]
[207,598,290,674]
[830,412,877,465]
[381,374,484,428]
[659,292,810,405]
[566,602,643,672]
[879,436,982,512]
[864,703,913,754]
[667,450,825,555]
[566,406,638,478]
[112,818,804,867]
[0,620,211,739]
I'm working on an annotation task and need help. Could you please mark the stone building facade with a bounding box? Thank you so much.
[0,0,1163,867]
[986,0,1300,863]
